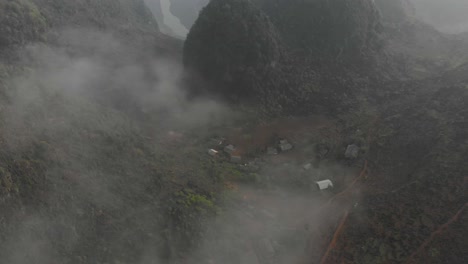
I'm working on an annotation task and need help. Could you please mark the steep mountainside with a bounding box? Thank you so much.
[184,0,283,101]
[0,1,201,263]
[374,0,468,80]
[375,0,415,25]
[255,0,383,62]
[0,0,47,49]
[0,0,159,48]
[323,63,468,263]
[0,0,184,60]
[0,0,182,103]
[184,0,389,115]
[184,1,468,262]
[32,0,158,32]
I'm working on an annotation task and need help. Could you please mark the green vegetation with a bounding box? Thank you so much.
[0,167,16,194]
[0,0,47,48]
[31,0,157,32]
[167,188,219,248]
[184,0,283,101]
[0,0,467,262]
[255,0,383,61]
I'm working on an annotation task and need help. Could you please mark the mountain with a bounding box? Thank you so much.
[374,0,468,80]
[0,1,195,263]
[184,0,283,101]
[1,0,467,263]
[183,0,389,115]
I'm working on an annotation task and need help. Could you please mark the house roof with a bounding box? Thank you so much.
[316,179,334,190]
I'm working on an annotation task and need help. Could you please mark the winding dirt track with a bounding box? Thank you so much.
[404,202,468,264]
[316,160,368,264]
[319,210,349,264]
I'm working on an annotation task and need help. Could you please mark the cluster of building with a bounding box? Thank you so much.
[208,137,296,164]
[206,137,359,192]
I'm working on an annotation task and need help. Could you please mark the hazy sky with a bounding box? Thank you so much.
[410,0,468,33]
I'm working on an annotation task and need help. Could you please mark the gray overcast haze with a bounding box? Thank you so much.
[410,0,468,33]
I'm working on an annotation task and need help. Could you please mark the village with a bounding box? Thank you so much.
[195,116,365,264]
[207,134,361,192]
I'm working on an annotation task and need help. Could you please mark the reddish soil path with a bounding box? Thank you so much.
[320,210,350,264]
[404,202,468,264]
[315,160,368,264]
[293,160,368,264]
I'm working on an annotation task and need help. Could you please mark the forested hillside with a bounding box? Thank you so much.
[0,0,467,263]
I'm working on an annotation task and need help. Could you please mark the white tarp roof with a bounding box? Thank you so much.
[208,149,218,156]
[316,180,334,190]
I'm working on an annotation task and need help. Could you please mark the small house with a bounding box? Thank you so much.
[316,179,334,190]
[303,163,312,170]
[279,142,293,152]
[224,144,236,154]
[208,149,218,156]
[345,144,360,159]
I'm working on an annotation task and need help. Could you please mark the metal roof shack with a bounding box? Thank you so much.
[303,163,312,170]
[208,149,218,156]
[316,180,334,190]
[224,144,236,154]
